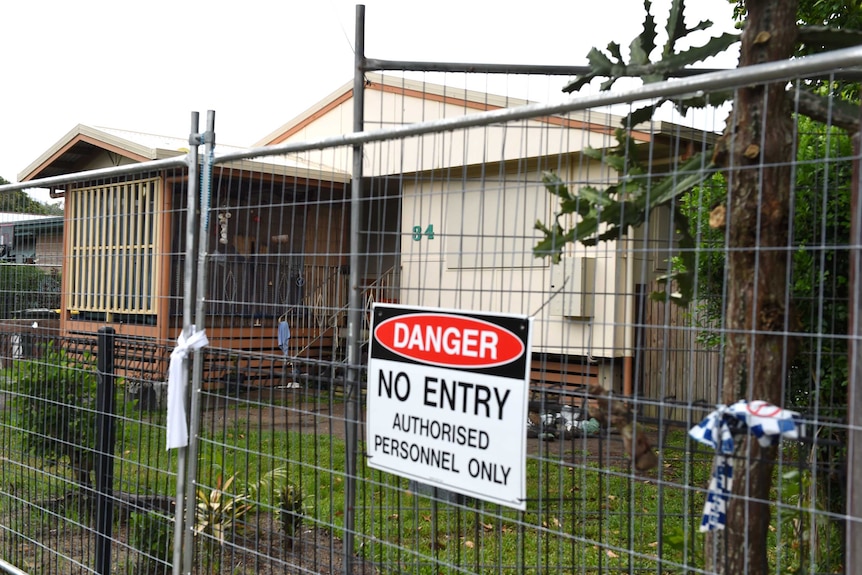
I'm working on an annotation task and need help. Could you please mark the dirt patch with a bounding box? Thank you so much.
[200,386,644,473]
[0,510,368,575]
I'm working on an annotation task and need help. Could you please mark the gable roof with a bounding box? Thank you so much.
[18,124,188,182]
[255,72,662,148]
[19,124,350,184]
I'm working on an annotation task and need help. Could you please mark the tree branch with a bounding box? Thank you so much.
[798,25,862,50]
[793,90,860,134]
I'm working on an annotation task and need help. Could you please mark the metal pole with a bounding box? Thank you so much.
[0,558,28,575]
[361,58,725,77]
[846,110,862,573]
[94,326,116,575]
[183,109,216,575]
[173,111,202,574]
[343,5,366,574]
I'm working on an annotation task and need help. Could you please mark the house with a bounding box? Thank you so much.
[16,125,353,383]
[13,75,716,398]
[0,214,63,363]
[0,213,64,267]
[256,73,716,397]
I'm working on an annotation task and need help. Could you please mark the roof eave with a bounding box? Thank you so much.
[18,125,160,182]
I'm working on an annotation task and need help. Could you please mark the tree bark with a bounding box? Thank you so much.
[710,1,799,573]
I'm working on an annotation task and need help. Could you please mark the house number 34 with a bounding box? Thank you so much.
[412,224,435,241]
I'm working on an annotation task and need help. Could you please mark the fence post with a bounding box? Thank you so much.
[183,109,216,575]
[342,6,366,573]
[94,327,116,575]
[174,111,203,575]
[846,106,862,573]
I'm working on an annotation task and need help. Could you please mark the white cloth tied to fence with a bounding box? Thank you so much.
[166,327,209,450]
[688,400,803,532]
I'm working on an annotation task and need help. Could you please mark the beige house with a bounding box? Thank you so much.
[257,73,709,394]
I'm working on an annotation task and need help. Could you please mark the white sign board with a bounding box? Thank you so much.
[366,303,531,510]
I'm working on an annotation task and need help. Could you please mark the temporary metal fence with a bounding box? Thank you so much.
[0,19,859,575]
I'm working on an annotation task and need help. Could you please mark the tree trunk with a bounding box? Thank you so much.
[710,1,798,573]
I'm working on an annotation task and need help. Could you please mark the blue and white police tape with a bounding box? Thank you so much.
[689,400,803,531]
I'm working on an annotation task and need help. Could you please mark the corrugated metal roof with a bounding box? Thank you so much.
[11,215,64,232]
[0,213,57,224]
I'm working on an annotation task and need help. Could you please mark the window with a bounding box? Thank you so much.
[68,177,160,320]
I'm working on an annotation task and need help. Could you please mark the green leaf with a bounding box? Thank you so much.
[663,0,687,57]
[607,41,624,63]
[581,146,601,162]
[543,172,590,216]
[626,103,662,128]
[602,153,629,173]
[578,186,615,207]
[686,19,714,35]
[586,46,615,71]
[646,152,714,207]
[541,171,572,201]
[653,33,741,75]
[563,73,597,94]
[599,77,619,91]
[533,221,577,263]
[672,91,734,114]
[629,0,658,65]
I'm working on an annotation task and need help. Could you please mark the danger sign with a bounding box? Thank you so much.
[366,304,531,510]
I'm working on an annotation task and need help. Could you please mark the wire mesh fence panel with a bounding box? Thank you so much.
[181,151,361,575]
[0,47,859,575]
[0,165,188,575]
[337,69,856,574]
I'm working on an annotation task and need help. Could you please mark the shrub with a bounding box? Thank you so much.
[9,347,98,488]
[0,263,60,318]
[277,482,304,549]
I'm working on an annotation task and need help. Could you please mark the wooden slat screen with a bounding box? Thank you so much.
[68,177,160,318]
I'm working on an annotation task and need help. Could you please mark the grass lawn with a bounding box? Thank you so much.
[0,383,844,574]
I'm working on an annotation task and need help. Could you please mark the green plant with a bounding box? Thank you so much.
[194,473,252,546]
[277,482,304,549]
[0,263,60,318]
[129,511,172,575]
[9,347,98,488]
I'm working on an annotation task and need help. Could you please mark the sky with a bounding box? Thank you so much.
[0,0,739,203]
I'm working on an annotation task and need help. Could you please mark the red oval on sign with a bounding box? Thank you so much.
[374,313,524,368]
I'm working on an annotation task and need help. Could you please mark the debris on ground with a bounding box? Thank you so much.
[587,384,658,471]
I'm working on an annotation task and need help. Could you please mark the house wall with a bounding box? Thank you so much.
[78,153,140,172]
[273,84,617,179]
[398,159,633,359]
[35,233,63,268]
[638,278,722,420]
[630,204,679,283]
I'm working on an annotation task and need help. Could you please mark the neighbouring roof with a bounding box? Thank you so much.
[0,212,58,224]
[19,124,188,181]
[10,215,64,234]
[19,125,350,184]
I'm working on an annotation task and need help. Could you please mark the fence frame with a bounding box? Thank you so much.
[0,21,860,574]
